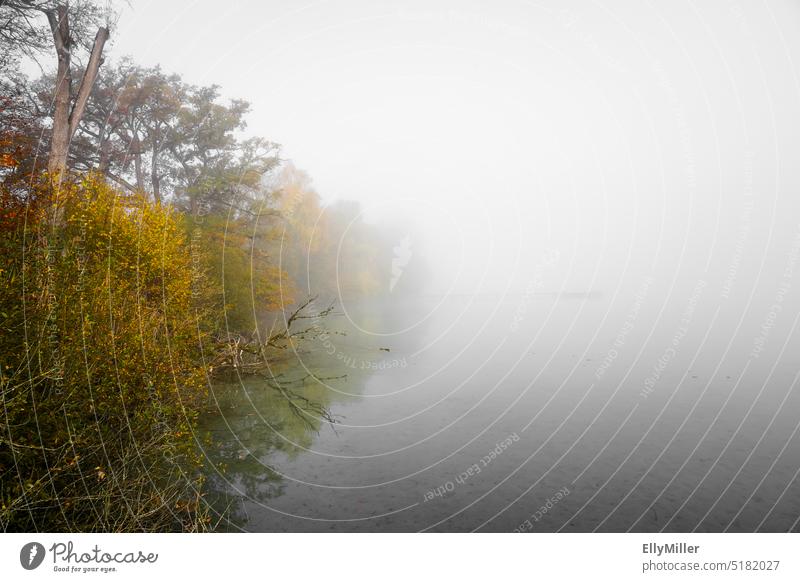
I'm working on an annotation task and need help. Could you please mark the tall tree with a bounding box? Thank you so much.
[0,1,111,184]
[70,60,176,197]
[44,4,108,181]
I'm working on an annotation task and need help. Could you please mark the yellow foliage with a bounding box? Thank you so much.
[0,174,209,531]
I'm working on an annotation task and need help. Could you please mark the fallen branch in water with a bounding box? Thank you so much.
[208,297,344,430]
[209,296,336,374]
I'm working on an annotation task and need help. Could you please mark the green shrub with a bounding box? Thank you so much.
[0,174,211,531]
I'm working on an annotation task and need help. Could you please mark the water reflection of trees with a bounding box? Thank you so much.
[199,378,324,529]
[197,316,380,530]
[199,296,431,529]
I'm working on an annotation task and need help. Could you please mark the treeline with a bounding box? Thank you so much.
[0,1,386,531]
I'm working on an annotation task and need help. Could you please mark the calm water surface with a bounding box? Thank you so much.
[199,289,800,531]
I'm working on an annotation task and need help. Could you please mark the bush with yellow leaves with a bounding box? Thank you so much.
[0,174,212,531]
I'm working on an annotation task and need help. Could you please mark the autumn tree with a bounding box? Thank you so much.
[165,85,277,215]
[0,54,43,195]
[0,1,112,185]
[64,60,181,199]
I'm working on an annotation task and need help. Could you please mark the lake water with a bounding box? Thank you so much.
[199,286,800,532]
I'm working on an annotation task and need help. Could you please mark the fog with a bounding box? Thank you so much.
[9,0,800,538]
[106,0,800,532]
[112,0,800,300]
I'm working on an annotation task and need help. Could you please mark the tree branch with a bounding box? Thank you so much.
[106,171,137,193]
[68,26,109,138]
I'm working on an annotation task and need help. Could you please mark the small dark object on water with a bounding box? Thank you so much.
[379,347,390,352]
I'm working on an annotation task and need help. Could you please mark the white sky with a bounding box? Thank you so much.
[94,0,800,293]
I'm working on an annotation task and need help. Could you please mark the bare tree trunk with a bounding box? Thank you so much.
[151,124,161,203]
[151,167,161,203]
[98,136,111,174]
[46,5,71,182]
[132,133,144,191]
[44,4,109,190]
[68,27,109,138]
[97,118,111,174]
